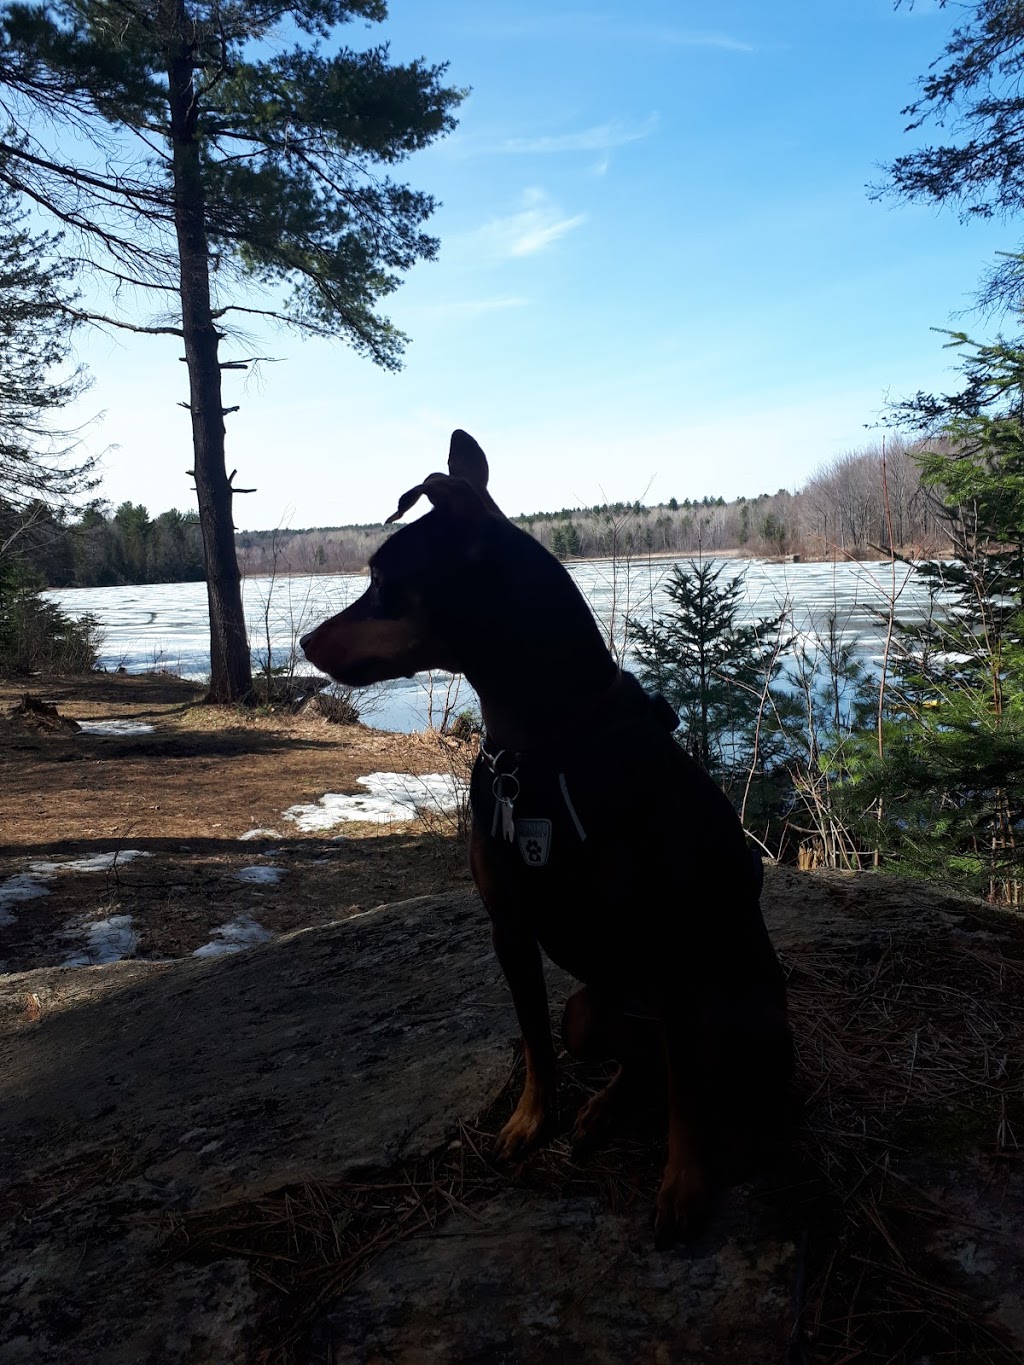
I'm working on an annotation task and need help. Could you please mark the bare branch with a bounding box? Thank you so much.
[63,305,184,336]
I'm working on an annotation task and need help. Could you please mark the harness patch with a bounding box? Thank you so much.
[516,818,552,867]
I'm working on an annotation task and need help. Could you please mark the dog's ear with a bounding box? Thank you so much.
[448,430,489,491]
[385,432,503,524]
[386,477,439,524]
[385,472,490,525]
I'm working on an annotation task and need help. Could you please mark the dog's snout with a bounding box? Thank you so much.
[300,626,326,667]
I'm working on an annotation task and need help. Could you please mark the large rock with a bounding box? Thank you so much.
[1,892,518,1204]
[324,1192,796,1364]
[1,871,1022,1364]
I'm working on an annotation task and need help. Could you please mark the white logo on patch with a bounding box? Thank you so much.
[516,818,552,867]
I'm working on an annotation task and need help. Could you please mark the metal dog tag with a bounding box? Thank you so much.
[491,772,520,843]
[491,796,516,841]
[516,819,552,868]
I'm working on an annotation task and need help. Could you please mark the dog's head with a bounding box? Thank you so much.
[299,430,503,685]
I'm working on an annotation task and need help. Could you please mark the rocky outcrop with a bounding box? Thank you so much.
[1,870,1021,1364]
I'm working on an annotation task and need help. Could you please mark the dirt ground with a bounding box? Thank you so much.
[2,672,1023,1364]
[0,671,474,973]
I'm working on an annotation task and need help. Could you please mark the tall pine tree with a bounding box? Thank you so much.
[881,0,1024,311]
[0,180,93,534]
[1,0,462,699]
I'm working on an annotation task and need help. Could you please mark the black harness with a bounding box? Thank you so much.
[470,673,769,1004]
[470,677,680,872]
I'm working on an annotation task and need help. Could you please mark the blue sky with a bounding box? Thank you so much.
[67,0,1014,528]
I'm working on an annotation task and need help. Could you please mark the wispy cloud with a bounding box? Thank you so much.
[479,14,756,53]
[510,212,586,256]
[464,188,587,261]
[500,114,659,156]
[655,29,755,53]
[414,295,530,321]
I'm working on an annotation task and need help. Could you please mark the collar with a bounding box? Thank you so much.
[478,672,678,774]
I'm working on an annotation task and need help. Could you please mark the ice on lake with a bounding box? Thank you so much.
[45,557,953,734]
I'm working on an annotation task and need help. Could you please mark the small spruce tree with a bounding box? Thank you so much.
[627,560,796,825]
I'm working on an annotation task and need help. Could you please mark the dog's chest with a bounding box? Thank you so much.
[471,757,598,875]
[469,755,661,982]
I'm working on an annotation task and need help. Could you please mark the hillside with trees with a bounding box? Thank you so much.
[6,432,950,589]
[233,433,947,576]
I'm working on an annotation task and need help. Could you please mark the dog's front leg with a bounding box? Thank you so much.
[655,1017,711,1247]
[489,915,558,1161]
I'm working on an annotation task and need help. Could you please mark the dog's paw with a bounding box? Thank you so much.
[572,1083,617,1153]
[493,1091,555,1163]
[653,1161,710,1249]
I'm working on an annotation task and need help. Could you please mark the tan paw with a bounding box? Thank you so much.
[653,1160,709,1248]
[493,1090,556,1162]
[572,1084,617,1152]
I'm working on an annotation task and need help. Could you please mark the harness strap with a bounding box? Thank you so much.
[476,677,678,852]
[558,773,587,842]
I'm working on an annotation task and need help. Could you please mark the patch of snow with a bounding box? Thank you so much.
[282,772,467,831]
[234,865,285,885]
[953,1240,997,1277]
[60,914,138,967]
[193,914,274,958]
[30,850,153,875]
[78,719,156,735]
[0,874,50,927]
[238,828,281,841]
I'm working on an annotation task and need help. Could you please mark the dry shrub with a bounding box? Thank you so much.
[408,728,476,842]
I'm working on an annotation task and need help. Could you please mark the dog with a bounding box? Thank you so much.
[300,430,793,1245]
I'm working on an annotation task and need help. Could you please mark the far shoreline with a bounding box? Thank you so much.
[44,544,935,593]
[234,543,930,580]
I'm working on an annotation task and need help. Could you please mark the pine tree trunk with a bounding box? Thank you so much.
[165,6,252,703]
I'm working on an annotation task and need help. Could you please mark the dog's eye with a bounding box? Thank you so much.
[376,580,408,616]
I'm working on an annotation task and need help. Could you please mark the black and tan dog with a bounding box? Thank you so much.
[300,430,793,1245]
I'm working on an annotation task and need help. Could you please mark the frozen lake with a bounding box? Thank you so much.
[47,556,943,733]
